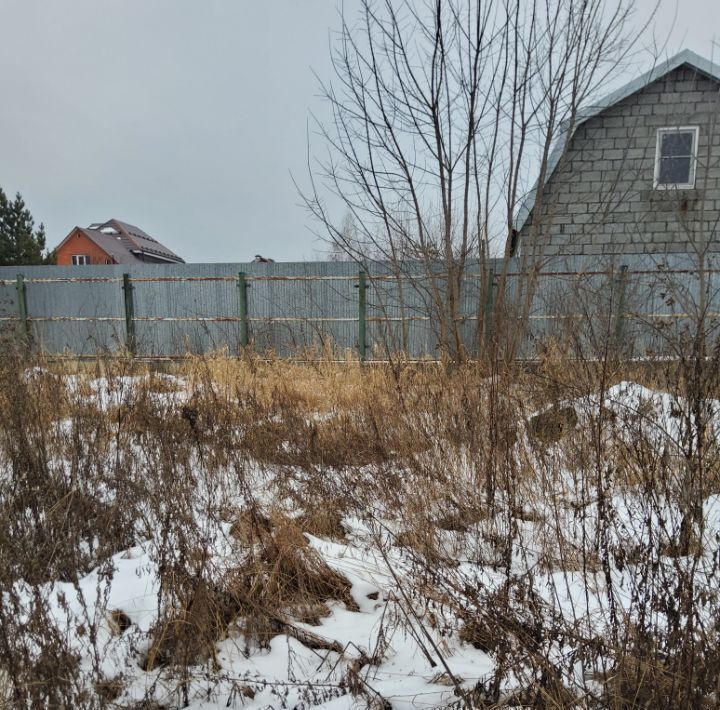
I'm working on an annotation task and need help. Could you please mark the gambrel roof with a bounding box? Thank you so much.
[513,49,720,237]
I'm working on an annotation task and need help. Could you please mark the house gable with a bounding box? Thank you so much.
[55,228,115,266]
[516,51,720,258]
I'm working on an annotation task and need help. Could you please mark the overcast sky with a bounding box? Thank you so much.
[0,0,718,263]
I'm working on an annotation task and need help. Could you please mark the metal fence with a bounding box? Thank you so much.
[0,254,717,360]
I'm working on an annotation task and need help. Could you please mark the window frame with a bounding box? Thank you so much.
[71,254,90,265]
[654,126,699,190]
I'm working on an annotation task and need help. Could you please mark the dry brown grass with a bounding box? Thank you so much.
[1,349,719,707]
[144,510,358,671]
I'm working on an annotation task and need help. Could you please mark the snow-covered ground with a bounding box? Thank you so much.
[40,530,495,709]
[4,374,720,708]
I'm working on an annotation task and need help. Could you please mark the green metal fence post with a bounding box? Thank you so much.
[482,267,495,353]
[122,273,135,354]
[356,271,367,362]
[613,264,629,351]
[15,274,29,349]
[237,272,249,348]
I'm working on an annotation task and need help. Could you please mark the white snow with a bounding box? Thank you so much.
[6,375,720,707]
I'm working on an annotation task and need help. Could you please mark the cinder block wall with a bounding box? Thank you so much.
[519,66,720,257]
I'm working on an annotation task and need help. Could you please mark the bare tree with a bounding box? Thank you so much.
[326,212,359,262]
[303,0,638,362]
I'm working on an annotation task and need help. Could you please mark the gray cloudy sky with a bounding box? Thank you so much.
[0,0,717,263]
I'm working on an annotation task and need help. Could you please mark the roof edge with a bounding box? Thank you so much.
[52,226,103,256]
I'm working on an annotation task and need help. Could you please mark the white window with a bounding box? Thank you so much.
[71,255,89,265]
[654,127,699,189]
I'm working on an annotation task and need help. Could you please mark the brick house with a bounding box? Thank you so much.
[514,50,720,258]
[54,219,184,265]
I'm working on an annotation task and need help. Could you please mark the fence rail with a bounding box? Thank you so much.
[0,255,717,360]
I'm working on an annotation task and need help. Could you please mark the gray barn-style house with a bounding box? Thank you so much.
[514,50,720,258]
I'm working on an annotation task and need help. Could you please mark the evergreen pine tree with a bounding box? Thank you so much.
[0,188,52,265]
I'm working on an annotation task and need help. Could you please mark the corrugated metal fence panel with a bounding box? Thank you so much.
[519,253,720,358]
[369,266,443,358]
[0,255,718,359]
[625,254,716,356]
[8,265,126,355]
[131,264,240,356]
[0,278,21,348]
